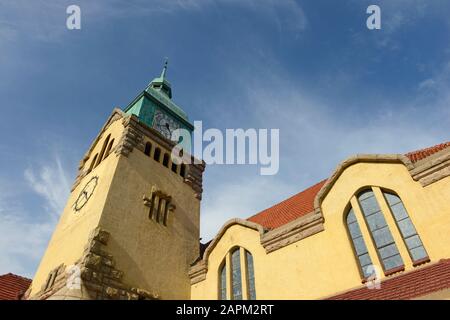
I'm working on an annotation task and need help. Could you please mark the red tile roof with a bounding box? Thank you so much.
[406,142,450,163]
[247,142,450,230]
[327,259,450,300]
[0,273,31,300]
[247,180,327,229]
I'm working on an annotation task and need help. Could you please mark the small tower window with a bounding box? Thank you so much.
[163,153,170,167]
[154,148,161,162]
[95,134,111,168]
[89,154,98,172]
[144,142,152,157]
[144,189,173,226]
[180,164,186,178]
[103,139,114,160]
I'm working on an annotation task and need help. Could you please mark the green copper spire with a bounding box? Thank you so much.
[160,58,168,79]
[124,59,193,131]
[148,58,172,98]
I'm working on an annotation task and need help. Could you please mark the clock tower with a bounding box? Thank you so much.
[26,63,205,300]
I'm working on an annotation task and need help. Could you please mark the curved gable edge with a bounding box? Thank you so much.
[313,154,414,218]
[189,219,265,285]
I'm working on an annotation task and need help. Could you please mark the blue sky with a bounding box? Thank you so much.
[1,0,449,277]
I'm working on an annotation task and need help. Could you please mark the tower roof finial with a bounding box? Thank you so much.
[161,57,168,79]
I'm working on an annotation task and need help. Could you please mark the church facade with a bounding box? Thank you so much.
[24,66,450,300]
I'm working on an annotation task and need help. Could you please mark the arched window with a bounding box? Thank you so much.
[357,189,404,273]
[346,208,374,279]
[171,163,178,173]
[382,191,429,265]
[346,187,429,280]
[144,142,152,156]
[163,153,170,168]
[218,247,256,300]
[95,134,110,168]
[103,139,114,160]
[153,147,161,162]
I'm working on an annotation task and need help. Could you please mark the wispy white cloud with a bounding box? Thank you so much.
[201,175,294,240]
[0,213,54,277]
[24,155,71,218]
[0,153,72,277]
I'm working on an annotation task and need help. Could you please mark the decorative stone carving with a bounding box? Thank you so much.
[29,227,159,300]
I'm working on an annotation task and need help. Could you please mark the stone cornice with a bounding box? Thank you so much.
[261,212,324,253]
[409,148,450,186]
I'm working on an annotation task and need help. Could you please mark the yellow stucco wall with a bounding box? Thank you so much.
[97,139,200,299]
[29,119,124,296]
[191,162,450,299]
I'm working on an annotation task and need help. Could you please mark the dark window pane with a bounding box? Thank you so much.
[220,264,227,300]
[405,235,423,250]
[348,222,362,239]
[353,236,369,256]
[358,253,372,267]
[372,226,395,248]
[384,193,401,206]
[390,203,408,221]
[379,243,400,259]
[231,249,242,300]
[347,210,357,224]
[383,254,403,270]
[410,246,428,261]
[246,251,256,300]
[360,196,380,216]
[359,190,374,201]
[397,218,417,238]
[366,212,388,231]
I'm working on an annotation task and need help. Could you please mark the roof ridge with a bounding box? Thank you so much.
[406,141,450,153]
[0,273,32,282]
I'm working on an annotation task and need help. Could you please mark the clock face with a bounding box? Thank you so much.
[152,110,179,140]
[73,176,98,212]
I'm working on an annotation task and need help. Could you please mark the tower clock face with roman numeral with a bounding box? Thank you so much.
[73,176,98,212]
[152,109,179,140]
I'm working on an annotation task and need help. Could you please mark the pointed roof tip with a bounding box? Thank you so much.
[160,57,169,79]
